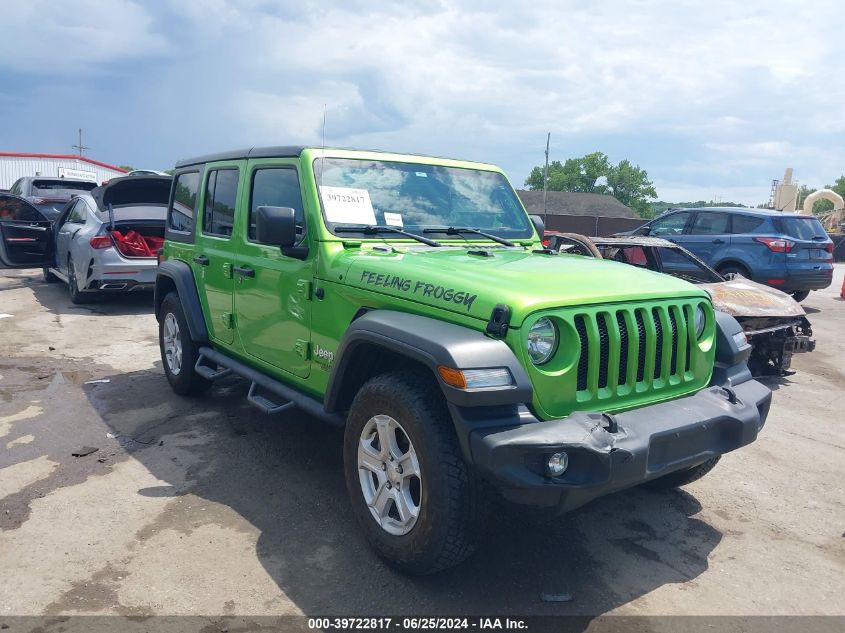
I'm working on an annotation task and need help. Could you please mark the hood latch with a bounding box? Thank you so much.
[486,303,511,337]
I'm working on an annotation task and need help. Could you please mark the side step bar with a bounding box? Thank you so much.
[195,347,344,426]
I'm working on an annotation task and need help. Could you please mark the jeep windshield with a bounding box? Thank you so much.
[313,158,534,241]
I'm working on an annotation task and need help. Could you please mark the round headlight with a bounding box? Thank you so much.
[527,317,558,365]
[694,305,707,338]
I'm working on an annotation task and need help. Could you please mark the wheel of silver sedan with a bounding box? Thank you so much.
[357,414,422,536]
[162,312,183,376]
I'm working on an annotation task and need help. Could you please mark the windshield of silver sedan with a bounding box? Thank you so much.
[313,158,534,240]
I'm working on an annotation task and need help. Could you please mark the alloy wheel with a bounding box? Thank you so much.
[162,313,183,375]
[357,414,422,536]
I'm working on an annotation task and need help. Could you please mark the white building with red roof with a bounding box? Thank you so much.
[0,152,128,189]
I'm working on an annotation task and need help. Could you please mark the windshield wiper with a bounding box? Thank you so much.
[334,224,442,247]
[422,226,515,247]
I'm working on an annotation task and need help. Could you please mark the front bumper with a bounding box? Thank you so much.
[458,378,771,512]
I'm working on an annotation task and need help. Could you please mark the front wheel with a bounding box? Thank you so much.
[344,371,484,574]
[643,456,721,490]
[158,291,211,396]
[790,290,810,302]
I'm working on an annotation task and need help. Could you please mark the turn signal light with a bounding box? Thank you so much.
[437,366,513,389]
[89,235,112,249]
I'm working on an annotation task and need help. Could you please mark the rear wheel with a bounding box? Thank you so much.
[158,291,211,396]
[717,263,750,279]
[344,371,484,574]
[643,456,721,490]
[790,290,810,302]
[67,258,92,304]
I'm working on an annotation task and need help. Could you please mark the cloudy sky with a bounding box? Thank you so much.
[1,0,843,205]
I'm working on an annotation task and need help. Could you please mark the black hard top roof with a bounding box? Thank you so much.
[175,146,306,169]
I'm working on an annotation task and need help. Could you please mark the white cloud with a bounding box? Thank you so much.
[0,0,169,72]
[1,0,844,202]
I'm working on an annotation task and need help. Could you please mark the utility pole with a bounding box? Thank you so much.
[542,132,550,225]
[72,128,89,156]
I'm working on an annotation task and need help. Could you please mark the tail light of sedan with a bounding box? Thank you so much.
[89,235,113,249]
[754,237,794,253]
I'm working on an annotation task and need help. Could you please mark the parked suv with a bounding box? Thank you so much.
[153,147,771,574]
[631,207,834,301]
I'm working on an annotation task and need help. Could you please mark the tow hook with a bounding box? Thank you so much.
[601,413,619,433]
[722,386,738,404]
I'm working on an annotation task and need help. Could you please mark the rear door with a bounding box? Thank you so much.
[194,163,245,346]
[0,193,52,268]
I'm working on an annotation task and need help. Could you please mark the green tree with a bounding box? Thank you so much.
[525,151,656,217]
[118,165,135,172]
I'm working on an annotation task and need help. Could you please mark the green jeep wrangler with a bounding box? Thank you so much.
[155,146,771,574]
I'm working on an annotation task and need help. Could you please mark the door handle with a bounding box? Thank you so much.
[233,265,255,278]
[192,255,210,266]
[712,239,725,244]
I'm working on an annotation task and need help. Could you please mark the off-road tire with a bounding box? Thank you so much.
[344,371,485,574]
[67,257,92,304]
[43,266,59,283]
[158,291,211,396]
[790,290,810,302]
[643,456,721,490]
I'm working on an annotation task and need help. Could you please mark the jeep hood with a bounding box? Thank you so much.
[340,247,709,325]
[698,278,805,318]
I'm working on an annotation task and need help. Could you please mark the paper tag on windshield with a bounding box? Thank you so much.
[383,212,404,227]
[320,186,376,225]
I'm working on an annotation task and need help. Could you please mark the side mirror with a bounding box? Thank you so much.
[256,206,297,248]
[636,225,651,236]
[528,214,545,239]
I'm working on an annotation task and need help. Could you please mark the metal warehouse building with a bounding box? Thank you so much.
[0,152,127,189]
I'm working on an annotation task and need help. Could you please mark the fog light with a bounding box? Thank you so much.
[547,452,569,476]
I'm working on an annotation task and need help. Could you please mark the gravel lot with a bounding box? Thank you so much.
[1,265,843,621]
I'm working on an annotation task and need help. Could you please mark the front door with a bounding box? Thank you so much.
[194,163,245,346]
[682,211,732,264]
[233,161,312,379]
[0,193,51,268]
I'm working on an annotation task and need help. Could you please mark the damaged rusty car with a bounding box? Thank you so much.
[546,233,815,376]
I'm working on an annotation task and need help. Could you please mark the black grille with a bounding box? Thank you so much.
[597,313,610,389]
[668,307,679,375]
[684,307,692,372]
[616,312,629,387]
[575,315,589,391]
[635,309,647,383]
[652,308,663,380]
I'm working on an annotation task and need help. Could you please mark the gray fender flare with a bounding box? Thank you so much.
[324,310,532,413]
[154,260,208,344]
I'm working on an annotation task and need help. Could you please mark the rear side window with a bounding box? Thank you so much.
[776,217,828,241]
[169,171,200,233]
[203,169,239,237]
[67,200,87,223]
[690,212,730,234]
[248,168,305,241]
[730,214,765,234]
